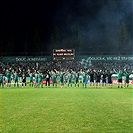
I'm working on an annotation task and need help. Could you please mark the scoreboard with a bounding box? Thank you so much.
[53,49,75,60]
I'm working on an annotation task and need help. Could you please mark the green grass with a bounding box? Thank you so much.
[0,85,133,133]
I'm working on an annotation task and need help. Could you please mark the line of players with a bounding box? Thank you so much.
[0,68,133,88]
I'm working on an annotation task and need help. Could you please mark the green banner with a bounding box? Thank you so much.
[0,56,52,62]
[76,55,133,62]
[0,55,133,62]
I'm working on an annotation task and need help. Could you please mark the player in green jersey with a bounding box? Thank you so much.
[28,70,34,87]
[114,69,124,88]
[123,69,133,88]
[13,71,19,87]
[67,71,72,87]
[58,71,65,88]
[6,69,12,87]
[0,73,4,88]
[72,70,79,87]
[51,70,57,88]
[38,71,43,88]
[80,69,87,88]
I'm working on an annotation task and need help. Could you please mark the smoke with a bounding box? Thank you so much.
[79,0,132,53]
[1,0,132,54]
[52,0,133,54]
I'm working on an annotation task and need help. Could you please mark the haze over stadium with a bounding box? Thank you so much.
[0,0,132,55]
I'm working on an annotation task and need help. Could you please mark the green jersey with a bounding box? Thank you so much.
[81,72,86,79]
[6,71,12,83]
[73,72,79,83]
[59,72,64,83]
[0,74,4,83]
[114,70,123,79]
[81,71,86,83]
[38,73,43,82]
[35,73,38,82]
[14,73,18,80]
[13,73,18,82]
[73,72,79,79]
[6,71,11,79]
[124,71,132,82]
[67,73,72,83]
[67,73,72,79]
[29,73,33,82]
[51,73,57,83]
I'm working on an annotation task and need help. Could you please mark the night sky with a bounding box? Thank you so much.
[0,0,132,55]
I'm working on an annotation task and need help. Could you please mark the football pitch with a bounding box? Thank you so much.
[0,85,133,133]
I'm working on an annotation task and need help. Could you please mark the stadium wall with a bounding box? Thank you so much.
[1,55,133,62]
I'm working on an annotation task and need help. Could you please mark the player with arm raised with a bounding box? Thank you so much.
[22,71,27,87]
[38,71,43,88]
[80,69,87,88]
[13,70,19,87]
[6,69,12,87]
[123,69,133,88]
[114,69,124,88]
[51,70,58,88]
[28,70,34,87]
[58,71,65,88]
[72,70,79,87]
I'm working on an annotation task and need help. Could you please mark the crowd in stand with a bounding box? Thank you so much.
[0,61,133,73]
[0,61,83,74]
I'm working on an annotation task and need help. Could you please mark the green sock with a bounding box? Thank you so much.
[41,84,43,88]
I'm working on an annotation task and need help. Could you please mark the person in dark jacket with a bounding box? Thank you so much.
[45,70,51,87]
